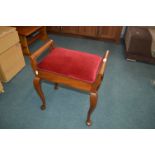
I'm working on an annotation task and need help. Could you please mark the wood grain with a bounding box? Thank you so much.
[47,26,122,43]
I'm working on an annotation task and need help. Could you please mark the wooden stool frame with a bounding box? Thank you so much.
[30,40,109,126]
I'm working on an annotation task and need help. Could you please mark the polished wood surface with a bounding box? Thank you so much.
[62,26,79,34]
[86,92,98,126]
[16,26,48,55]
[16,26,42,36]
[33,76,46,110]
[98,26,116,39]
[78,26,97,37]
[30,40,110,126]
[47,26,61,32]
[47,26,122,43]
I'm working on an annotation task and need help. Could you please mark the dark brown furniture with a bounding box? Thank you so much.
[30,40,110,126]
[16,26,48,55]
[47,26,122,43]
[125,27,155,64]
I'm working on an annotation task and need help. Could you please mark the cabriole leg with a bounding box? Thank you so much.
[33,77,46,110]
[86,92,98,126]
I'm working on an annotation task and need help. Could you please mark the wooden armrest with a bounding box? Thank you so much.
[30,39,54,60]
[99,50,110,76]
[30,39,54,73]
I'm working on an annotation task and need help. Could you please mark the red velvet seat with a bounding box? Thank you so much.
[37,48,102,83]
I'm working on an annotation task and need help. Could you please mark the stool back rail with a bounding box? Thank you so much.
[30,40,110,126]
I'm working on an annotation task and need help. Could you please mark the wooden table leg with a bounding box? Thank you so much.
[54,83,59,90]
[86,92,98,126]
[39,26,48,41]
[19,35,31,55]
[33,76,46,110]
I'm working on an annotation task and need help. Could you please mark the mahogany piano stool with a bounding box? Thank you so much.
[30,40,110,126]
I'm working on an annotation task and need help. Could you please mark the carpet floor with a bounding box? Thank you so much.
[0,34,155,129]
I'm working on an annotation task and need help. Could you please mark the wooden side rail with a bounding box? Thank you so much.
[30,39,54,60]
[30,40,54,73]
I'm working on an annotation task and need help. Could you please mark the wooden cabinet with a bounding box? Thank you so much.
[16,26,48,55]
[98,26,116,39]
[47,26,61,32]
[56,26,98,37]
[98,26,122,43]
[78,26,98,37]
[47,26,122,43]
[61,26,79,34]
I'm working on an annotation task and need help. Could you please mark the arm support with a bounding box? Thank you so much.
[30,39,54,73]
[99,50,110,76]
[30,39,54,59]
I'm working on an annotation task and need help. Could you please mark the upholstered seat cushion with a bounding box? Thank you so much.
[37,48,102,83]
